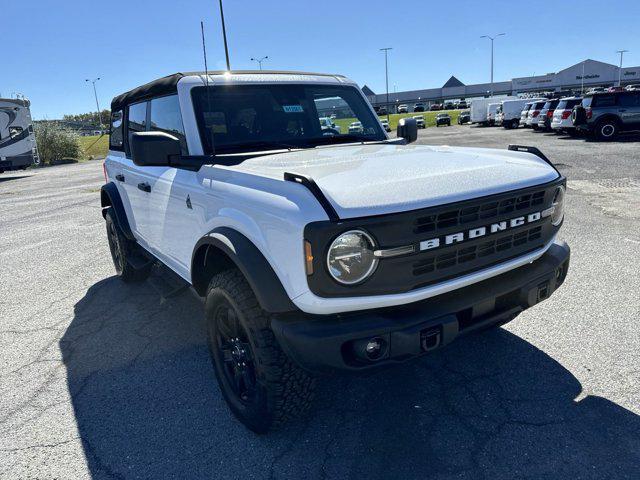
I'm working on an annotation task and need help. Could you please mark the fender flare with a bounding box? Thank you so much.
[191,227,297,314]
[100,182,134,241]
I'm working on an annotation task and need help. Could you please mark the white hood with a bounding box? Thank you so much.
[223,143,559,219]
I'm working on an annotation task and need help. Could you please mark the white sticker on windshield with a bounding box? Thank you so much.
[283,105,303,113]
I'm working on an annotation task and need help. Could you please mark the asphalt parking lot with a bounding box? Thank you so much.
[1,126,639,479]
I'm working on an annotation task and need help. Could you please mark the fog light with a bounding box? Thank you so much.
[365,338,384,359]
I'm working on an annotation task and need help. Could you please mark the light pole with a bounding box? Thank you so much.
[616,50,629,87]
[251,56,268,70]
[480,33,505,96]
[85,77,103,127]
[380,47,392,123]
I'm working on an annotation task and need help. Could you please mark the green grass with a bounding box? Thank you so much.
[78,134,109,160]
[333,109,461,134]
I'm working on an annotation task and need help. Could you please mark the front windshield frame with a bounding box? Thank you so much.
[191,83,386,155]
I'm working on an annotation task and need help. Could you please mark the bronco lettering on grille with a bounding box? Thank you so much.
[419,211,546,251]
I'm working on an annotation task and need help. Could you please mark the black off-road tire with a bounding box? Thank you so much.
[205,269,315,433]
[105,207,152,282]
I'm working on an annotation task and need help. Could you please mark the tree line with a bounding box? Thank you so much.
[62,109,111,127]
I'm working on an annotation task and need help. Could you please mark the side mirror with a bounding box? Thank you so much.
[131,131,181,167]
[397,117,418,144]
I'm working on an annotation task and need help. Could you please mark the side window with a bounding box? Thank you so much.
[618,93,639,107]
[109,110,124,149]
[9,126,23,138]
[593,95,616,108]
[126,101,148,157]
[149,95,188,154]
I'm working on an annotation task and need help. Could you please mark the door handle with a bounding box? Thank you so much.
[137,182,151,193]
[115,174,125,182]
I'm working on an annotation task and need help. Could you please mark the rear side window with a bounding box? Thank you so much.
[582,97,593,108]
[566,99,582,109]
[126,101,148,156]
[556,100,568,110]
[592,95,616,108]
[109,110,124,149]
[128,102,147,133]
[618,92,639,107]
[149,95,188,154]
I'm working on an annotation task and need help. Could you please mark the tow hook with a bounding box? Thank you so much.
[421,327,441,352]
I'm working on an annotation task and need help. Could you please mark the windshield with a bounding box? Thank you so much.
[191,84,385,154]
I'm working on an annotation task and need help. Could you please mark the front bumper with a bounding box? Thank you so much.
[272,241,570,373]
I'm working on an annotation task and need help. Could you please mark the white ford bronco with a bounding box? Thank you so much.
[102,71,570,433]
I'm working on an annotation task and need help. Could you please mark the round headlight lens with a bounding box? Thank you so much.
[551,185,565,226]
[327,230,378,285]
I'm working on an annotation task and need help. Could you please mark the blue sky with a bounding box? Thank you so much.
[4,0,639,119]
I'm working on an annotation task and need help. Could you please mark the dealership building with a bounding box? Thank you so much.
[364,59,640,111]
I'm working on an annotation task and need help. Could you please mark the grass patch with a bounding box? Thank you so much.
[78,135,109,160]
[333,110,462,133]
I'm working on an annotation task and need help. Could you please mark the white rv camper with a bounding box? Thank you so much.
[0,98,39,173]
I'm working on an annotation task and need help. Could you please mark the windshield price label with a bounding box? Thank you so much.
[283,105,304,113]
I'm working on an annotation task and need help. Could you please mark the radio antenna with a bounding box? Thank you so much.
[218,0,231,71]
[201,21,209,81]
[200,21,215,155]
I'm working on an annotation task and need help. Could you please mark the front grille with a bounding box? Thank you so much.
[414,190,545,234]
[304,180,562,298]
[412,226,544,276]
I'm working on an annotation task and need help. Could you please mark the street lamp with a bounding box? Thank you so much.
[616,50,629,87]
[250,56,268,70]
[480,33,505,95]
[380,47,392,123]
[85,77,103,127]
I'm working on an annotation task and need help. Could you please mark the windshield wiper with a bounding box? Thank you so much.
[306,134,380,146]
[217,141,310,154]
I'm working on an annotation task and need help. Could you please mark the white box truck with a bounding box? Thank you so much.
[470,97,515,125]
[498,98,542,129]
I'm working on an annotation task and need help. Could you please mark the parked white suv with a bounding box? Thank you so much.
[520,102,533,127]
[102,71,570,433]
[551,97,582,135]
[526,100,547,129]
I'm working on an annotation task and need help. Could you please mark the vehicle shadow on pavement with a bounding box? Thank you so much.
[0,175,30,183]
[62,278,640,480]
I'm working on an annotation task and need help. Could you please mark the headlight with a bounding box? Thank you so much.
[327,230,378,285]
[551,185,565,226]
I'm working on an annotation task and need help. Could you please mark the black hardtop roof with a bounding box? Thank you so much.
[110,70,347,111]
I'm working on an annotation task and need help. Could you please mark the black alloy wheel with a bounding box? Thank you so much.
[212,301,257,405]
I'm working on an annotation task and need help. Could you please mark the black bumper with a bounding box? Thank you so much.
[0,153,34,170]
[272,241,570,373]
